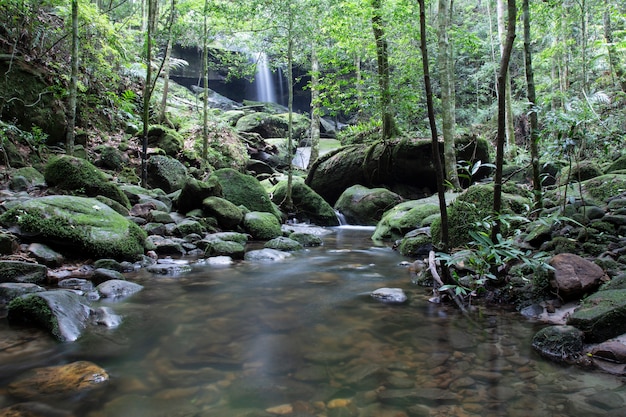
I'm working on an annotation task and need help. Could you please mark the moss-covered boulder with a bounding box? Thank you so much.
[270,179,339,226]
[9,166,45,191]
[567,289,626,342]
[8,290,92,342]
[145,125,184,157]
[235,112,309,141]
[606,154,626,174]
[289,232,323,247]
[0,196,146,260]
[176,177,223,214]
[203,239,245,259]
[146,155,189,193]
[430,184,531,248]
[372,200,440,242]
[334,185,404,226]
[559,160,604,185]
[202,196,244,229]
[398,233,432,257]
[548,174,626,206]
[211,168,280,218]
[243,211,282,240]
[44,156,130,209]
[531,325,584,363]
[0,261,48,284]
[264,236,303,251]
[94,145,128,171]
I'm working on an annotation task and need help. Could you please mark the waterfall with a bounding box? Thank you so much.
[255,52,276,103]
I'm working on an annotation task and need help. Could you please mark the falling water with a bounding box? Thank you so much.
[255,52,276,103]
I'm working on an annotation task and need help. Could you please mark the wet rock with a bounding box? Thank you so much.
[334,184,404,226]
[145,261,192,275]
[92,268,124,285]
[8,360,108,400]
[202,196,244,229]
[288,232,323,247]
[7,290,92,342]
[58,278,94,292]
[0,261,48,284]
[531,325,584,363]
[176,177,222,215]
[210,168,279,216]
[586,391,626,410]
[549,253,606,300]
[244,248,292,262]
[91,306,122,328]
[96,279,143,299]
[243,211,282,240]
[372,200,440,242]
[146,155,188,193]
[0,282,45,304]
[26,243,64,267]
[370,288,407,304]
[589,340,626,364]
[269,180,340,227]
[203,239,245,259]
[568,289,626,342]
[264,236,303,252]
[0,401,74,417]
[145,235,186,256]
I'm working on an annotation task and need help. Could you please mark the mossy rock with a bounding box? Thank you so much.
[44,156,130,209]
[372,200,439,242]
[398,234,432,257]
[176,177,223,215]
[204,239,245,259]
[334,185,404,226]
[288,232,323,247]
[243,211,282,240]
[264,237,303,252]
[559,160,603,185]
[430,184,531,249]
[95,145,128,171]
[581,174,626,203]
[531,325,584,363]
[567,289,626,342]
[146,125,185,157]
[606,154,626,174]
[211,168,280,219]
[146,155,189,193]
[0,261,48,284]
[0,196,146,261]
[10,167,45,189]
[202,196,244,230]
[270,179,339,227]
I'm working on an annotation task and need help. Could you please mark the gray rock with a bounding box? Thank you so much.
[264,236,303,251]
[96,279,143,299]
[335,184,404,226]
[0,282,46,303]
[244,248,292,262]
[145,261,192,275]
[27,243,64,267]
[92,268,125,285]
[371,287,407,304]
[0,260,48,284]
[568,289,626,342]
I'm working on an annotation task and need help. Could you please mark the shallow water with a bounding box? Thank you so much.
[1,227,625,417]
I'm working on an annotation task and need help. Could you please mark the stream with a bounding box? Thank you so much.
[1,227,625,417]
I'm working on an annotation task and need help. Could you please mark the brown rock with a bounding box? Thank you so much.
[548,253,606,300]
[589,341,626,363]
[8,361,109,400]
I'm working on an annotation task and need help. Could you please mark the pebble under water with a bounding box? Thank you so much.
[1,227,626,417]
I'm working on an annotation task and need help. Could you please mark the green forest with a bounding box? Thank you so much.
[2,1,626,415]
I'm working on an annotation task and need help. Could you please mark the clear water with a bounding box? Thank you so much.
[1,227,625,417]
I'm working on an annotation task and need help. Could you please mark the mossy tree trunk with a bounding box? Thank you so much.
[66,0,78,155]
[141,0,157,187]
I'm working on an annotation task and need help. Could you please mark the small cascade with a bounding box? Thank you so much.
[334,210,348,226]
[255,52,276,103]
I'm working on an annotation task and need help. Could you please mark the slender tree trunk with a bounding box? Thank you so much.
[308,42,320,169]
[202,0,209,164]
[418,0,451,284]
[284,12,295,212]
[496,0,516,155]
[371,0,397,141]
[66,0,78,155]
[355,54,364,122]
[604,0,626,92]
[577,0,588,92]
[141,0,156,187]
[492,0,516,242]
[437,0,459,189]
[523,0,541,211]
[159,0,176,126]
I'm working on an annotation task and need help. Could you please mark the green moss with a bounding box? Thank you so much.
[270,180,338,226]
[581,174,626,203]
[398,234,432,257]
[372,201,439,241]
[243,211,282,240]
[559,160,603,185]
[211,168,280,218]
[8,295,58,337]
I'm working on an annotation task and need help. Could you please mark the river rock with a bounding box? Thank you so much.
[371,287,407,304]
[0,282,45,304]
[334,184,404,226]
[244,248,292,262]
[567,289,626,342]
[264,236,303,251]
[243,211,282,240]
[531,325,584,363]
[203,239,245,259]
[269,179,339,226]
[26,243,64,267]
[7,290,92,342]
[146,155,188,193]
[549,253,606,300]
[210,168,280,217]
[176,176,222,214]
[0,196,147,261]
[8,361,108,400]
[372,200,440,242]
[0,261,48,284]
[202,196,244,229]
[96,279,143,299]
[288,231,323,247]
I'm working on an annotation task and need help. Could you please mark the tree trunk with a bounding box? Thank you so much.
[437,0,459,189]
[355,54,364,123]
[283,12,295,212]
[141,0,156,187]
[159,0,176,126]
[202,0,209,164]
[308,42,320,169]
[492,0,516,242]
[604,0,626,92]
[496,0,516,155]
[522,0,541,211]
[418,0,451,284]
[66,0,78,155]
[371,0,397,141]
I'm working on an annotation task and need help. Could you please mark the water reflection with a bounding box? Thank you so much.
[1,227,625,416]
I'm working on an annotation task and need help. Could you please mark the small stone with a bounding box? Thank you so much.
[371,287,407,304]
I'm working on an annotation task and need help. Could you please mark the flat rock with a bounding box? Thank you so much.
[371,287,407,304]
[567,289,626,342]
[549,253,606,300]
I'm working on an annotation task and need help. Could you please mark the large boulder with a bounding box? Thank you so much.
[335,185,404,226]
[243,211,282,240]
[176,177,223,214]
[567,289,626,342]
[372,200,440,242]
[0,196,146,260]
[202,196,244,229]
[306,136,490,205]
[145,125,184,157]
[549,253,607,300]
[210,168,280,218]
[8,290,91,342]
[269,179,339,226]
[235,112,310,142]
[146,155,189,193]
[44,156,130,209]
